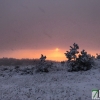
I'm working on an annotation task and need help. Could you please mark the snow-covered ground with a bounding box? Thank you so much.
[0,60,100,100]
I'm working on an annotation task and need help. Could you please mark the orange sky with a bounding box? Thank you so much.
[0,48,98,61]
[0,48,66,61]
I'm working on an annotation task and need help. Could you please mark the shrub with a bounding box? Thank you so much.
[65,43,79,61]
[61,61,65,66]
[96,54,100,59]
[65,43,94,72]
[36,54,52,73]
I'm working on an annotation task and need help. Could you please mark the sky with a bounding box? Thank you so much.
[0,0,100,61]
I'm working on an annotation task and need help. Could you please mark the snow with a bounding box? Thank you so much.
[0,60,100,100]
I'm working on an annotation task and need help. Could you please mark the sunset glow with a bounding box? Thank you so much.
[55,48,59,51]
[0,48,97,61]
[0,49,66,61]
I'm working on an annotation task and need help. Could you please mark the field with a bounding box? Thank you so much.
[0,60,100,100]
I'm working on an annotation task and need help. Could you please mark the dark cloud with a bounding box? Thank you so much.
[0,0,100,53]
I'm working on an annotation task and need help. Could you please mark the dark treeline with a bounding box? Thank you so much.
[0,58,55,66]
[0,57,53,66]
[0,58,40,66]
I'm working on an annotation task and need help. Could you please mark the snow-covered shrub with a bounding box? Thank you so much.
[75,50,93,71]
[14,65,20,73]
[36,54,52,73]
[61,61,65,66]
[96,54,100,59]
[65,43,94,72]
[65,43,79,61]
[21,67,33,75]
[2,67,8,71]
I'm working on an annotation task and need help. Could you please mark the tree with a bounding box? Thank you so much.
[65,43,94,72]
[96,53,100,59]
[64,43,79,61]
[36,54,50,72]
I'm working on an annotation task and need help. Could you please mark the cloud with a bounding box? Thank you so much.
[0,0,100,52]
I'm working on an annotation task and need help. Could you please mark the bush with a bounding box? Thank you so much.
[96,54,100,59]
[61,61,65,66]
[36,54,53,73]
[65,43,94,72]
